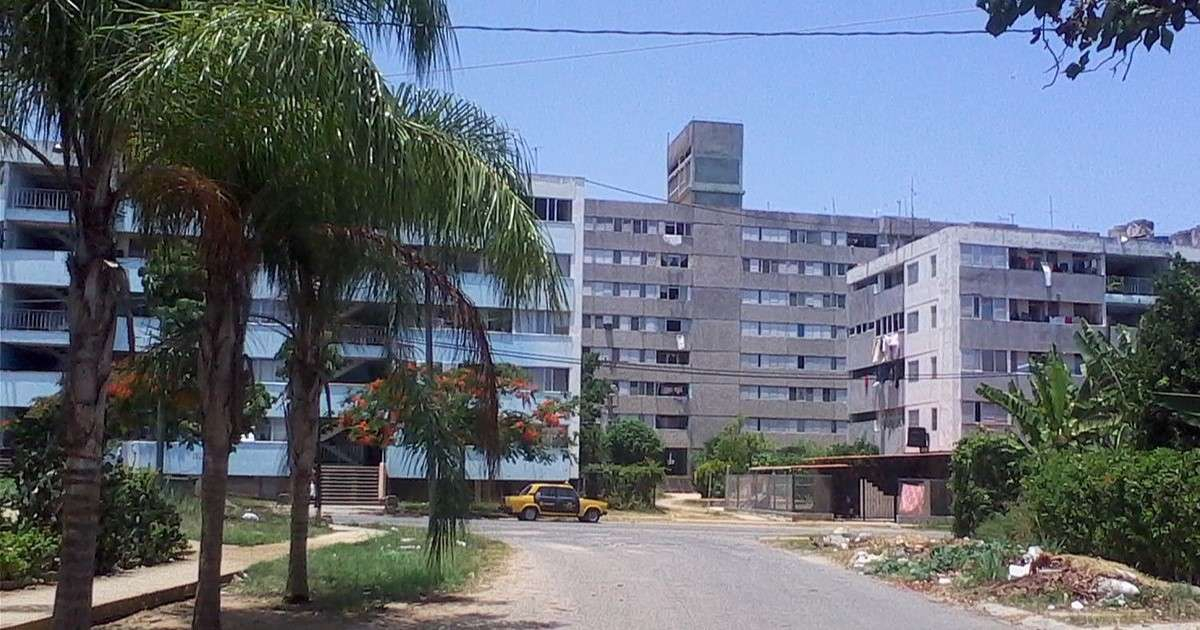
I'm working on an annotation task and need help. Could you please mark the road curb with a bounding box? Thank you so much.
[4,569,240,630]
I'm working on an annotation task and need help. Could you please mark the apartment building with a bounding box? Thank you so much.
[1,145,584,494]
[580,121,947,474]
[844,223,1200,454]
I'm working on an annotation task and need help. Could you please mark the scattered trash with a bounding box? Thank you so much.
[397,544,421,551]
[937,577,953,586]
[851,551,884,570]
[399,537,415,543]
[1023,546,1043,565]
[1070,600,1085,611]
[240,512,260,522]
[1046,604,1055,611]
[822,534,850,550]
[1008,563,1031,580]
[1096,577,1140,597]
[455,540,467,547]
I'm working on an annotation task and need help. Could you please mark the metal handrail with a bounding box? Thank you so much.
[10,187,74,210]
[0,308,68,331]
[1106,275,1155,296]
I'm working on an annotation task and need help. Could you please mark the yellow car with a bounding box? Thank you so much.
[500,483,608,523]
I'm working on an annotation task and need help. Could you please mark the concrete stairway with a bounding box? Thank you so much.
[318,465,379,506]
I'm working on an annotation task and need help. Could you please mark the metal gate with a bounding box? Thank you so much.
[859,478,896,521]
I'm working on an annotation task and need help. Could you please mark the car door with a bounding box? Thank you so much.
[535,487,559,514]
[558,487,580,515]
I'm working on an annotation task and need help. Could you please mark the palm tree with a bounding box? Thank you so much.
[109,3,559,624]
[270,88,560,597]
[0,4,182,626]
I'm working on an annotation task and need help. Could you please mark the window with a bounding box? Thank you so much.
[930,254,938,277]
[583,249,611,265]
[962,349,1008,373]
[931,408,939,431]
[533,197,572,222]
[907,360,920,382]
[658,285,686,301]
[906,262,919,285]
[822,388,846,402]
[632,219,658,234]
[657,383,689,397]
[553,254,571,277]
[961,295,1009,321]
[481,309,514,332]
[665,319,685,333]
[582,281,614,297]
[584,216,615,231]
[908,409,920,427]
[907,310,920,334]
[617,250,647,266]
[619,283,644,298]
[963,401,1007,423]
[514,310,570,335]
[930,304,938,328]
[661,253,689,268]
[251,359,285,382]
[930,356,938,379]
[655,415,688,430]
[961,244,1007,269]
[663,221,692,236]
[524,367,570,393]
[655,350,689,365]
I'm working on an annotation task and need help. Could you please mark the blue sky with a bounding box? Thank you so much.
[374,2,1199,235]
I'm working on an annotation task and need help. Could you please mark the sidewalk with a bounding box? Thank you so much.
[0,527,378,630]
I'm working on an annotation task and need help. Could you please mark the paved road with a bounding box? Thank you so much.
[337,514,1010,629]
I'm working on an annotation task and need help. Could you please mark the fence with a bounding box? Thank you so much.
[725,472,834,517]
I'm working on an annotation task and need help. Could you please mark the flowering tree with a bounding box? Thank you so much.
[338,363,573,462]
[337,362,574,564]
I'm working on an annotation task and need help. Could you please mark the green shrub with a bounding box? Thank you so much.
[0,526,59,583]
[97,465,187,571]
[973,501,1039,546]
[950,432,1030,536]
[1022,448,1200,584]
[692,459,728,498]
[1,396,186,577]
[604,419,664,465]
[583,463,665,510]
[821,438,880,457]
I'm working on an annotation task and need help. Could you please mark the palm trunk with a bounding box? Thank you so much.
[284,294,322,603]
[193,230,253,630]
[52,181,120,630]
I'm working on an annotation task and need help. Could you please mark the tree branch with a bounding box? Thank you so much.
[0,124,67,184]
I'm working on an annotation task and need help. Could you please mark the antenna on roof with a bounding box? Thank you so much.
[1048,194,1055,229]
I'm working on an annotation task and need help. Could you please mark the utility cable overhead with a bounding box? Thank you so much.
[382,8,983,78]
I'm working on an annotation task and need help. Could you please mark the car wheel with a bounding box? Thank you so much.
[521,506,538,522]
[580,508,601,523]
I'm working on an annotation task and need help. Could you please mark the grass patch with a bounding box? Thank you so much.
[170,493,331,546]
[232,527,508,611]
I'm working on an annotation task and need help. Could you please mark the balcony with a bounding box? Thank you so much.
[1106,275,1155,296]
[9,187,74,211]
[0,308,67,332]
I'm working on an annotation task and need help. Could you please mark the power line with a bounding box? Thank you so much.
[414,336,1054,383]
[382,9,982,78]
[450,25,1020,38]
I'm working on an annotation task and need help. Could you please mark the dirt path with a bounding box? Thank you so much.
[103,546,564,629]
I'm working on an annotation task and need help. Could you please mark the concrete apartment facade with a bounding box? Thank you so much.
[844,223,1200,454]
[581,121,947,474]
[1,144,585,492]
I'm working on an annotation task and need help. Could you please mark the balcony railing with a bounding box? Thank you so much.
[336,325,392,346]
[10,187,74,211]
[1,308,68,331]
[1106,275,1155,296]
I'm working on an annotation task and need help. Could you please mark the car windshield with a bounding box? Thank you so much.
[518,484,533,496]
